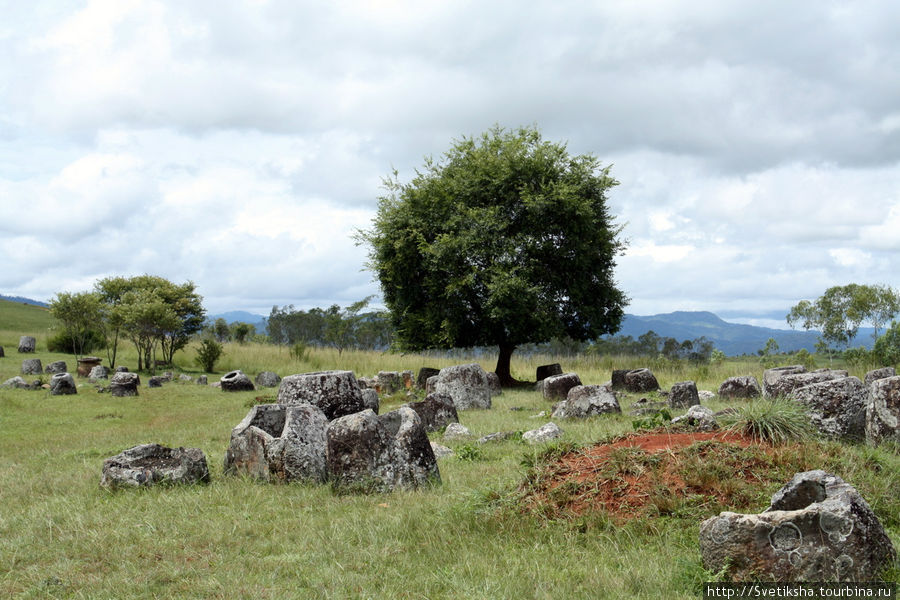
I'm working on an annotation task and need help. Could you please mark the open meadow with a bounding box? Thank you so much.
[1,301,898,599]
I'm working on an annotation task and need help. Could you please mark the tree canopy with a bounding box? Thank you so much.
[48,291,103,358]
[93,275,205,371]
[787,283,900,351]
[359,125,628,384]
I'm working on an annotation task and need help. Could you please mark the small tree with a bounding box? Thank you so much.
[231,322,254,344]
[324,296,374,355]
[873,320,900,366]
[213,318,231,343]
[117,289,179,372]
[195,338,224,373]
[49,291,103,358]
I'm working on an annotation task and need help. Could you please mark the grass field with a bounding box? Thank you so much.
[1,309,898,598]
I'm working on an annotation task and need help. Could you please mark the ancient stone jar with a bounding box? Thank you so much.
[326,406,439,493]
[17,336,36,353]
[224,403,328,483]
[700,470,895,581]
[433,363,492,410]
[220,370,255,392]
[100,444,210,489]
[76,356,102,377]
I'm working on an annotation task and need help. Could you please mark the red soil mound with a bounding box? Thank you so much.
[521,429,787,521]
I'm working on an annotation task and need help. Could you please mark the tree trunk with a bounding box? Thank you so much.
[495,343,518,387]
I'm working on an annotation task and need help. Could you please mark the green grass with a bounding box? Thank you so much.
[0,298,56,351]
[1,317,898,597]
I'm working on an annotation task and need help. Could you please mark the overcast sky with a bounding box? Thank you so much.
[2,1,898,329]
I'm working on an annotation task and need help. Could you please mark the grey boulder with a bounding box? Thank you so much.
[109,372,140,397]
[433,363,492,410]
[376,371,403,394]
[866,375,900,445]
[624,368,659,393]
[406,391,459,432]
[536,363,563,382]
[361,388,380,413]
[610,369,630,390]
[671,405,717,431]
[416,367,440,389]
[45,360,67,374]
[442,422,472,441]
[864,367,896,387]
[768,369,849,399]
[700,470,895,582]
[551,384,620,419]
[522,422,563,444]
[2,375,30,389]
[718,376,761,399]
[668,380,700,409]
[790,376,866,441]
[277,370,366,420]
[542,372,582,401]
[763,365,807,397]
[224,403,328,483]
[255,371,282,388]
[485,371,502,396]
[21,358,42,375]
[100,444,210,489]
[89,365,110,380]
[17,336,36,353]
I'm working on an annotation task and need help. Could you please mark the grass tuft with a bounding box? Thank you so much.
[723,398,813,444]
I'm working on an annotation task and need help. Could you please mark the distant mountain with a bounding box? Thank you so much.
[614,311,875,356]
[208,311,267,332]
[0,295,48,308]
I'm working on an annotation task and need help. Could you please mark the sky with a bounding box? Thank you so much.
[2,1,899,329]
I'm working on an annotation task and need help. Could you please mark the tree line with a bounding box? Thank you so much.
[266,297,393,355]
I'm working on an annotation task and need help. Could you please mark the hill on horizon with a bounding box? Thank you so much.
[615,310,875,356]
[0,294,48,308]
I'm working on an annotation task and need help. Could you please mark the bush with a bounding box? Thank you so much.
[290,341,310,362]
[873,320,900,366]
[724,399,812,444]
[793,348,817,370]
[46,329,106,354]
[195,339,223,373]
[843,347,874,370]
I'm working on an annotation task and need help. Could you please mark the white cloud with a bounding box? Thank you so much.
[2,0,900,320]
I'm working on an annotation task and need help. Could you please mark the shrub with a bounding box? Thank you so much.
[195,338,224,373]
[46,329,106,354]
[793,348,817,370]
[290,341,310,362]
[724,398,812,444]
[873,320,900,366]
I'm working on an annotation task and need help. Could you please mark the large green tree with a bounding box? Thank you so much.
[787,283,900,350]
[359,125,628,384]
